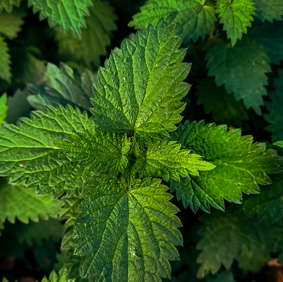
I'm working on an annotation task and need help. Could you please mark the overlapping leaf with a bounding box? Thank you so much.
[129,0,217,43]
[215,0,255,46]
[253,0,283,22]
[196,208,283,277]
[206,37,271,115]
[0,36,11,82]
[242,173,283,223]
[264,69,283,141]
[74,176,182,280]
[249,21,283,65]
[136,138,215,181]
[55,130,131,174]
[0,178,63,224]
[0,0,21,12]
[170,120,283,213]
[0,105,96,197]
[196,78,249,126]
[27,62,95,112]
[55,0,117,68]
[42,267,74,282]
[91,15,191,139]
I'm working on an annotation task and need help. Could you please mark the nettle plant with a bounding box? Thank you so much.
[0,13,283,281]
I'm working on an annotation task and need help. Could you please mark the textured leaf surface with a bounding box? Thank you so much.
[91,16,191,139]
[249,21,283,65]
[0,94,7,126]
[196,79,249,126]
[254,0,283,22]
[74,176,182,280]
[16,217,63,245]
[206,37,270,115]
[27,62,95,112]
[129,0,217,43]
[0,8,26,39]
[0,105,95,197]
[55,130,131,174]
[196,209,283,277]
[55,0,117,67]
[28,0,92,38]
[170,120,283,212]
[242,174,283,223]
[0,178,63,224]
[0,36,11,82]
[216,0,255,46]
[264,69,283,141]
[136,139,215,181]
[0,0,21,12]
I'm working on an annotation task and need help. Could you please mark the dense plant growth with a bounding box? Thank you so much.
[0,0,283,281]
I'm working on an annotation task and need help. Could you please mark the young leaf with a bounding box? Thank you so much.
[136,138,215,181]
[0,0,21,12]
[91,15,191,139]
[55,130,131,175]
[206,37,271,115]
[196,78,249,126]
[196,208,283,277]
[41,267,72,282]
[128,0,217,43]
[0,105,96,197]
[242,173,283,223]
[215,0,255,46]
[28,0,92,38]
[0,8,26,39]
[249,21,283,65]
[55,0,117,68]
[0,93,7,125]
[170,120,283,213]
[0,178,63,224]
[253,0,283,22]
[275,141,283,148]
[27,62,95,112]
[264,69,283,141]
[0,36,11,82]
[73,176,182,280]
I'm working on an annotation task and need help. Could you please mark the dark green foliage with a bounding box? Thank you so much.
[0,0,283,281]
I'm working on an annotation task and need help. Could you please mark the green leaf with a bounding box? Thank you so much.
[249,21,283,65]
[196,78,249,126]
[55,0,117,68]
[264,69,283,141]
[275,141,283,148]
[253,0,283,22]
[0,105,96,197]
[5,88,32,124]
[128,0,217,43]
[0,93,7,125]
[215,0,255,46]
[196,208,283,277]
[170,120,283,212]
[242,173,283,223]
[136,138,215,181]
[206,37,271,115]
[16,217,63,245]
[91,15,191,139]
[0,35,11,82]
[28,0,92,38]
[41,267,73,282]
[0,7,26,39]
[55,130,131,175]
[0,0,21,12]
[27,62,95,112]
[0,178,63,224]
[206,271,236,282]
[74,176,182,280]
